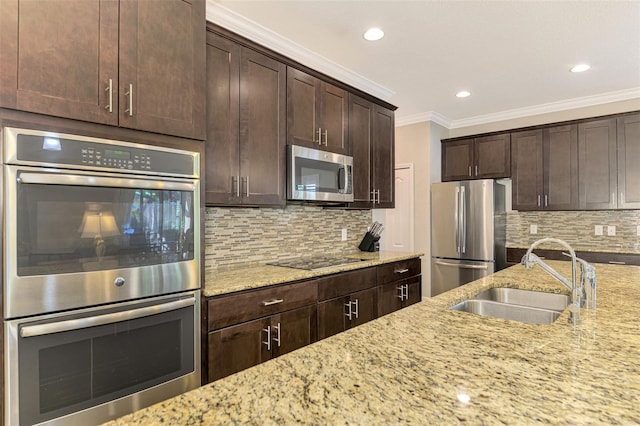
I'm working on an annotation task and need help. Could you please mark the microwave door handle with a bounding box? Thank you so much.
[18,172,195,192]
[338,166,346,193]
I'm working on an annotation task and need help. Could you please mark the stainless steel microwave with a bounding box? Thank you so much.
[287,145,353,202]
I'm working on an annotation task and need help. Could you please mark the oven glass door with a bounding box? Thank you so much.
[13,168,195,276]
[9,293,198,426]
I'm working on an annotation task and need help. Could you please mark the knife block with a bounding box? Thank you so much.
[358,231,380,252]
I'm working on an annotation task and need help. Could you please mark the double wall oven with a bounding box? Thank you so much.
[2,128,201,425]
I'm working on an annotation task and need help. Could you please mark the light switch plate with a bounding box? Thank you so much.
[607,225,616,236]
[341,228,348,241]
[529,224,538,235]
[594,225,604,236]
[637,225,640,237]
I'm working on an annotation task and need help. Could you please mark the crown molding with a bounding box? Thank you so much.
[205,1,395,101]
[395,111,451,128]
[448,88,640,129]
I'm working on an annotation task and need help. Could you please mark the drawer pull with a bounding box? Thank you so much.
[395,268,409,274]
[262,299,284,306]
[608,261,626,265]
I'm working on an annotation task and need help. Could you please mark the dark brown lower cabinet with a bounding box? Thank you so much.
[378,275,422,317]
[208,305,316,382]
[317,287,377,340]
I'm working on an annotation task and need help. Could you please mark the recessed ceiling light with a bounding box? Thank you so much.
[363,27,384,41]
[456,90,471,98]
[571,63,591,73]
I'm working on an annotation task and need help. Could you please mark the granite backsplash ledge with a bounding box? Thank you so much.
[506,210,640,252]
[204,205,372,270]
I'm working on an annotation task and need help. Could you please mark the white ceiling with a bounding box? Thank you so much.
[207,0,640,128]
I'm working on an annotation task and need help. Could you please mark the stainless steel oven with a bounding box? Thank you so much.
[2,127,201,425]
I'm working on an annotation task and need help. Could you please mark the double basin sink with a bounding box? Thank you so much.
[450,287,570,325]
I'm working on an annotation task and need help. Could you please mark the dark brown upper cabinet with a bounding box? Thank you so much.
[442,134,511,181]
[617,113,640,209]
[205,32,286,206]
[0,0,206,140]
[578,118,618,209]
[287,67,348,155]
[348,94,395,208]
[511,125,578,211]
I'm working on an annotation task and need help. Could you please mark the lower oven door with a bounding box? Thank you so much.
[4,291,200,426]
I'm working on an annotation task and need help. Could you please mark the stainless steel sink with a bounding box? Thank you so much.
[450,288,569,325]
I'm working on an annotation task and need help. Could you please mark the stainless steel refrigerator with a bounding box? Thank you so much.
[431,179,506,296]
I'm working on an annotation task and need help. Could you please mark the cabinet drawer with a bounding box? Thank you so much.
[377,258,421,285]
[317,267,377,301]
[208,280,317,330]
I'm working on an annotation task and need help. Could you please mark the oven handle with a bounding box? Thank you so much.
[18,172,195,191]
[20,296,195,338]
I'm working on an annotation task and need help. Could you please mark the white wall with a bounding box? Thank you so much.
[394,121,448,298]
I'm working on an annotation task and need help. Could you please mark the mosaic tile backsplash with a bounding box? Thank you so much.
[204,205,372,270]
[506,210,640,253]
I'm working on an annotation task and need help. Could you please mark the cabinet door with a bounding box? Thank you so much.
[474,134,511,178]
[544,125,578,210]
[240,48,287,206]
[511,130,543,210]
[349,95,374,206]
[287,67,319,148]
[0,0,119,125]
[317,297,348,340]
[271,306,316,358]
[372,105,395,208]
[349,287,377,328]
[377,281,404,317]
[205,32,241,205]
[404,276,422,307]
[617,114,640,209]
[319,82,349,154]
[578,118,617,209]
[119,0,206,139]
[442,139,473,181]
[207,317,270,382]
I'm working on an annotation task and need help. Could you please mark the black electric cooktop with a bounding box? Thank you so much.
[267,256,364,271]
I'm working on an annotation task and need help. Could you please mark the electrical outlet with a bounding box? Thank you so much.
[637,225,640,237]
[607,225,616,236]
[594,225,604,236]
[529,224,538,235]
[341,228,348,241]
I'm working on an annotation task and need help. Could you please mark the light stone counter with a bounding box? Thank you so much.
[203,251,424,297]
[106,261,640,425]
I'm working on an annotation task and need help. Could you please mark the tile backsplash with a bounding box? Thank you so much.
[204,205,372,270]
[506,210,640,252]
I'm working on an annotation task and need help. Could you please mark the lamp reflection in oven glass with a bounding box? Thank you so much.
[78,203,120,262]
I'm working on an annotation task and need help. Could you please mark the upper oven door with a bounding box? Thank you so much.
[287,145,353,202]
[4,166,200,319]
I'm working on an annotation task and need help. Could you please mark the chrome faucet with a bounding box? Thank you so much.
[521,238,596,325]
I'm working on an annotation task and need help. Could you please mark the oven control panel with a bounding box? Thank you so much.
[7,128,199,178]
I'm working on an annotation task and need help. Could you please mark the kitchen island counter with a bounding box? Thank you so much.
[106,261,640,425]
[203,251,424,297]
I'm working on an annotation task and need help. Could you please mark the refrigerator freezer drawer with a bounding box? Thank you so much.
[430,258,495,297]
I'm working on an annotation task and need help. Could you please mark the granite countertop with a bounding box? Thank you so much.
[106,261,640,425]
[203,251,424,297]
[506,244,640,255]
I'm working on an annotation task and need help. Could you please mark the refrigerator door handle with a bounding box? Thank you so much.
[433,260,489,270]
[454,186,460,253]
[461,185,466,254]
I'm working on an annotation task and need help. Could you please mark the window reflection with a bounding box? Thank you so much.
[17,182,194,276]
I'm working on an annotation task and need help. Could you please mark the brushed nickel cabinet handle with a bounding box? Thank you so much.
[475,165,478,176]
[323,129,328,146]
[273,322,281,347]
[105,79,113,113]
[396,285,404,300]
[124,83,133,117]
[544,195,548,207]
[316,128,322,144]
[468,166,472,177]
[345,301,353,320]
[262,299,284,306]
[608,261,626,265]
[538,195,541,207]
[352,299,359,319]
[262,326,272,351]
[395,268,409,274]
[245,176,250,197]
[235,176,240,197]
